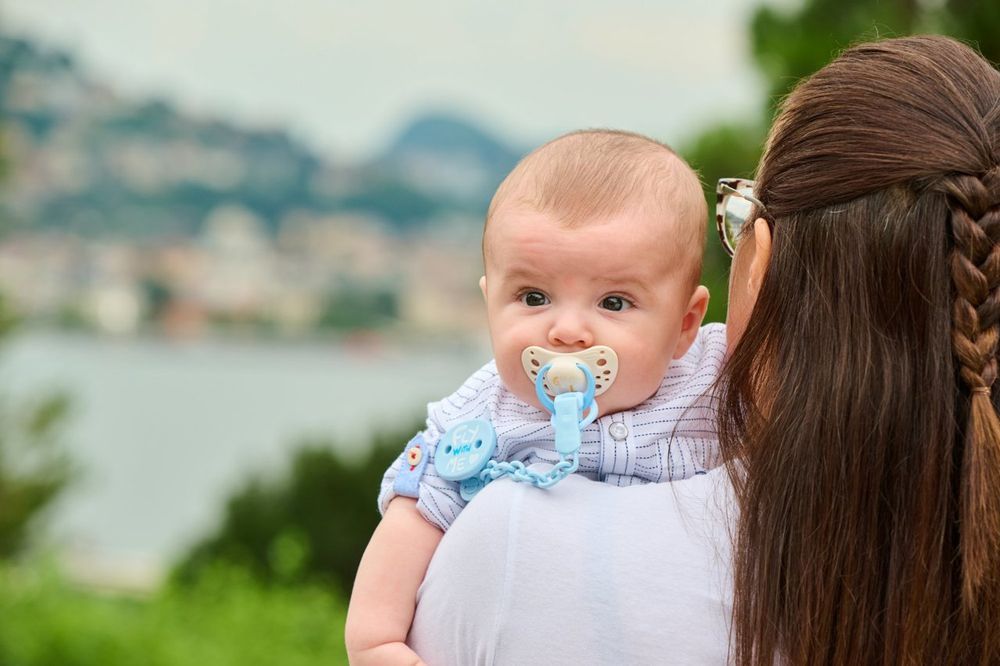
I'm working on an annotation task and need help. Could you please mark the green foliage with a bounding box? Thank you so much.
[0,561,348,666]
[0,294,74,559]
[751,0,920,109]
[940,0,1000,64]
[173,420,420,597]
[680,123,766,323]
[684,0,1000,323]
[749,0,1000,114]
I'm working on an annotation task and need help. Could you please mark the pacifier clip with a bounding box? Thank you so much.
[435,361,600,500]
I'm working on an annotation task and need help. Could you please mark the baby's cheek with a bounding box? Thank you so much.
[615,357,672,408]
[501,346,548,407]
[492,326,536,385]
[497,358,543,409]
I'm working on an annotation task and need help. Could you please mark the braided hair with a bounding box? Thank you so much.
[939,167,1000,604]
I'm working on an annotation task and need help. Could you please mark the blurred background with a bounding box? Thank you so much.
[0,0,995,663]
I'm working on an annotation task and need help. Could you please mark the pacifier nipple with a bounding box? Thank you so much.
[521,345,619,397]
[547,357,587,394]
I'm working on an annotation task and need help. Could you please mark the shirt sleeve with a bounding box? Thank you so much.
[377,361,502,532]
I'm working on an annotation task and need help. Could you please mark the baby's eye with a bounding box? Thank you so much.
[600,295,633,312]
[520,291,549,307]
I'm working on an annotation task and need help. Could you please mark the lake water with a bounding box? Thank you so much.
[0,331,489,586]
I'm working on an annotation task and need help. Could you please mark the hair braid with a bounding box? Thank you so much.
[940,166,1000,611]
[944,169,1000,391]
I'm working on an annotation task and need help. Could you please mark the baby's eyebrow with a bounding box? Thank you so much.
[498,266,548,283]
[594,272,652,291]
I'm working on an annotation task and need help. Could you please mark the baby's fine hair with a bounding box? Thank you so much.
[484,129,707,282]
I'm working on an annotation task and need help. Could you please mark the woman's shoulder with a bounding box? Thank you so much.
[411,470,735,665]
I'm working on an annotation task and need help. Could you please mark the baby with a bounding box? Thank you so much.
[345,130,726,665]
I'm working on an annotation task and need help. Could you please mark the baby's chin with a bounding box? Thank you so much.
[589,387,653,417]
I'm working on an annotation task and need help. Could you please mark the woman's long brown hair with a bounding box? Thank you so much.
[718,36,1000,665]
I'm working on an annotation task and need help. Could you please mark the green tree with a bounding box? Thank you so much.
[0,562,349,665]
[942,0,1000,64]
[682,0,1000,321]
[747,0,1000,124]
[0,295,74,558]
[681,123,765,323]
[751,0,999,110]
[0,99,75,558]
[173,420,418,597]
[750,0,923,109]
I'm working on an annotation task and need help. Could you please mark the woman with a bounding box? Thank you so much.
[408,35,1000,664]
[717,35,1000,664]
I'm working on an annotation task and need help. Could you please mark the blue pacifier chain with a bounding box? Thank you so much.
[436,361,599,500]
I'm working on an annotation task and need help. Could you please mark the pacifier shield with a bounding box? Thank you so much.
[521,345,618,397]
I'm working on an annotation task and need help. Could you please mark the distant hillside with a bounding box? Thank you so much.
[0,34,520,238]
[377,113,521,207]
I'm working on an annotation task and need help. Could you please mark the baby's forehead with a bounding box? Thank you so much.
[484,198,700,265]
[485,205,699,283]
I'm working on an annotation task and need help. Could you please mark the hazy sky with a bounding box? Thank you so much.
[4,0,767,159]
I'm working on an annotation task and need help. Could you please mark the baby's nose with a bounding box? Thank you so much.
[547,312,594,349]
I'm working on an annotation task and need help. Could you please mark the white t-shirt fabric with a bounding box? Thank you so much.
[408,466,736,665]
[379,323,727,531]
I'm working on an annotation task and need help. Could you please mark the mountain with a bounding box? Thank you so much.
[0,34,520,238]
[377,113,522,208]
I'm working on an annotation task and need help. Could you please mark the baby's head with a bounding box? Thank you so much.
[480,129,709,416]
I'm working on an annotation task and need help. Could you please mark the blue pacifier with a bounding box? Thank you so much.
[534,359,600,456]
[434,348,612,501]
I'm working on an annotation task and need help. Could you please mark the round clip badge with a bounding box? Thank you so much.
[435,419,497,482]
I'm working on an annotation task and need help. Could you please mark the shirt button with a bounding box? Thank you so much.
[608,422,628,441]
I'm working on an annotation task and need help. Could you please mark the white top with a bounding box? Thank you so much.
[408,467,736,665]
[379,324,727,531]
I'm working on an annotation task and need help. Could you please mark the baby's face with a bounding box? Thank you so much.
[481,206,706,416]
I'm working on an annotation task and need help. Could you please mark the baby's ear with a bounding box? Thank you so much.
[672,286,710,359]
[478,275,488,301]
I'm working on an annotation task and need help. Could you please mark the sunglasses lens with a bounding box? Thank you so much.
[723,186,755,251]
